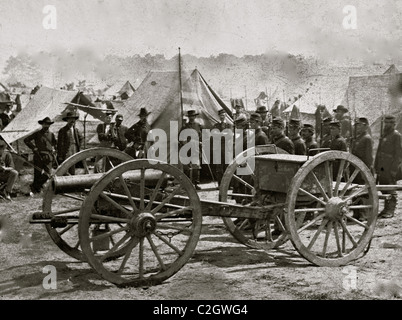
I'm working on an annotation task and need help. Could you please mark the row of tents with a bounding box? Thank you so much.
[1,65,402,156]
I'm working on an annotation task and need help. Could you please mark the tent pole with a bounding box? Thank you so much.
[178,47,184,130]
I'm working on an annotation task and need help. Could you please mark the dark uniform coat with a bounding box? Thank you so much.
[351,132,374,169]
[212,120,233,185]
[291,135,307,155]
[374,129,402,184]
[24,128,57,193]
[57,125,83,163]
[273,133,294,154]
[330,134,347,151]
[320,134,331,149]
[305,137,318,156]
[114,123,128,151]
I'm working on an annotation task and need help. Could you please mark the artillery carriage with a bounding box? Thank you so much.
[29,145,399,287]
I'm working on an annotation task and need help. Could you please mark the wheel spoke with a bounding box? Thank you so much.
[334,159,346,196]
[274,215,286,232]
[99,192,133,217]
[145,172,167,210]
[232,174,254,190]
[339,219,358,247]
[58,224,75,235]
[153,231,183,255]
[119,175,138,212]
[324,161,333,198]
[345,215,369,229]
[99,232,133,262]
[309,171,329,201]
[151,186,183,214]
[90,213,130,224]
[333,221,343,257]
[155,206,192,221]
[117,238,137,274]
[139,237,144,278]
[146,234,167,271]
[89,226,129,243]
[298,188,327,206]
[339,168,360,197]
[82,159,90,174]
[140,168,145,210]
[321,220,332,257]
[297,213,325,233]
[307,218,328,250]
[343,185,369,202]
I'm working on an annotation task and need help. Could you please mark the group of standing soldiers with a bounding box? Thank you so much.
[230,103,402,220]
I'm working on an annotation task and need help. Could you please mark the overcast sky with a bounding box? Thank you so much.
[0,0,401,66]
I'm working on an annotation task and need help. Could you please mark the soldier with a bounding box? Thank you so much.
[211,109,233,185]
[96,109,115,148]
[0,140,18,201]
[333,105,352,143]
[57,111,83,175]
[125,108,152,158]
[24,117,57,195]
[374,115,402,219]
[329,120,347,151]
[351,117,374,221]
[113,114,128,152]
[300,123,318,155]
[288,118,306,155]
[255,106,271,139]
[180,109,203,190]
[249,113,269,146]
[320,117,333,149]
[270,117,294,154]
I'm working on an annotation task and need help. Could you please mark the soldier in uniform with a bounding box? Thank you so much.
[24,117,57,195]
[249,113,269,146]
[300,123,318,155]
[255,106,271,139]
[350,117,374,221]
[320,117,332,149]
[288,118,306,155]
[333,105,352,144]
[211,109,233,185]
[113,114,128,152]
[270,117,294,154]
[0,140,18,200]
[374,115,402,219]
[125,108,152,158]
[180,109,203,190]
[329,120,348,151]
[57,111,83,175]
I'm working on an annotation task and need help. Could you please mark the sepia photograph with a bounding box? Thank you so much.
[0,0,401,303]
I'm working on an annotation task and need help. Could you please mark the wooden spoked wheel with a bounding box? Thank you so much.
[285,151,378,266]
[220,144,289,250]
[78,160,202,287]
[43,148,133,261]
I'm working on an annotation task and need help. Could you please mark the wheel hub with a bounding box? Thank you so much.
[131,212,157,237]
[325,197,348,220]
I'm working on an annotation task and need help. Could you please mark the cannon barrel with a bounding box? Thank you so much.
[52,170,168,194]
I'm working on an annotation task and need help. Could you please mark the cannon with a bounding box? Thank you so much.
[29,145,402,287]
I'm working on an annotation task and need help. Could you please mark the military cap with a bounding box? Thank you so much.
[218,109,226,115]
[116,114,124,120]
[62,111,79,121]
[289,118,301,127]
[271,117,285,127]
[301,123,315,132]
[333,105,348,113]
[249,113,262,123]
[329,120,341,128]
[38,117,54,125]
[354,117,369,125]
[256,106,268,113]
[384,115,396,122]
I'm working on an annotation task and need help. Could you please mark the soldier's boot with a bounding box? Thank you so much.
[384,195,397,218]
[380,195,397,219]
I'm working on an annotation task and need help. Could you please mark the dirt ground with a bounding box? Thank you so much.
[0,170,401,301]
